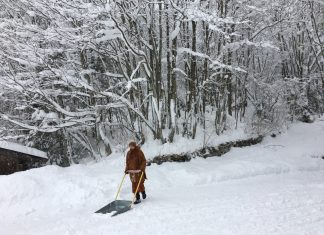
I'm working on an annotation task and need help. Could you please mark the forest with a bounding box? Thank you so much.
[0,0,323,165]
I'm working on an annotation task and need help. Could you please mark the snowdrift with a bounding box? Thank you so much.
[0,120,324,235]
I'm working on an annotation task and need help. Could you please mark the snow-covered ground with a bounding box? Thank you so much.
[139,116,250,159]
[1,120,324,235]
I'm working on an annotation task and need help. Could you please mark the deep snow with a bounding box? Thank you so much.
[1,120,324,235]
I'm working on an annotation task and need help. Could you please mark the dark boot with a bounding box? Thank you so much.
[141,191,147,199]
[134,192,141,204]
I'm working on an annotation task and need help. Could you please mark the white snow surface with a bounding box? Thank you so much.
[141,120,250,160]
[0,141,47,159]
[1,121,324,235]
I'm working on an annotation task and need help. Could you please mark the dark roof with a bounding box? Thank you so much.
[0,141,47,159]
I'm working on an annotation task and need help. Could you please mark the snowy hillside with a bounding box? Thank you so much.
[1,120,324,235]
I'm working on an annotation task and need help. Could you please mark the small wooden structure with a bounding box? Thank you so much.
[0,141,48,175]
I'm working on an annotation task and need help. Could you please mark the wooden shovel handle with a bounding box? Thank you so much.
[131,171,144,207]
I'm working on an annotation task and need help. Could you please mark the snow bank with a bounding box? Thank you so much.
[141,122,250,160]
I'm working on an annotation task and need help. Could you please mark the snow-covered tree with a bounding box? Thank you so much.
[0,0,323,164]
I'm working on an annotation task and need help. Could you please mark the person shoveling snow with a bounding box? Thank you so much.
[95,141,147,216]
[125,141,147,204]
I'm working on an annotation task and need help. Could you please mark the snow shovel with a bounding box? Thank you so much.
[95,171,144,216]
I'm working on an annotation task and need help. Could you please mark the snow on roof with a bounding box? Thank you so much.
[0,141,48,159]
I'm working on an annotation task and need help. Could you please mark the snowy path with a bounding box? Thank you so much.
[1,121,324,235]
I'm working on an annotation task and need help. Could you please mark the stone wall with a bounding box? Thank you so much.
[147,136,263,165]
